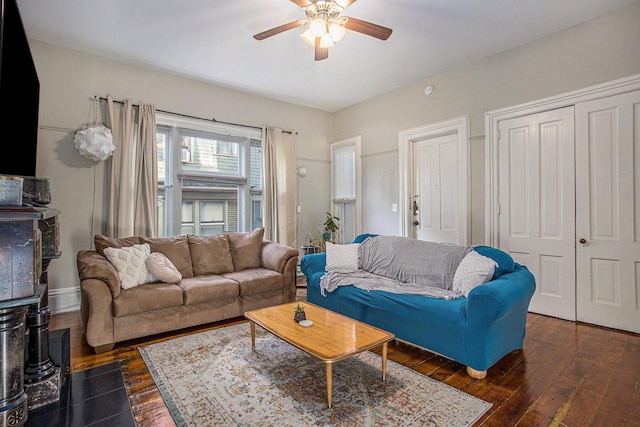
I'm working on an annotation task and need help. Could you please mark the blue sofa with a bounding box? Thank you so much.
[300,234,536,378]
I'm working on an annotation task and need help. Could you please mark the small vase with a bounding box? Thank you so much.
[294,312,306,322]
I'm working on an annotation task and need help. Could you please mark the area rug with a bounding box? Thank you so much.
[139,323,491,426]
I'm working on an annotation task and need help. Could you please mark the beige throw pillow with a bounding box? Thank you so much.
[146,252,182,283]
[225,227,264,271]
[140,235,194,278]
[103,243,156,289]
[188,234,234,275]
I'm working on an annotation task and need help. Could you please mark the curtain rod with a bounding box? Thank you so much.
[94,96,270,132]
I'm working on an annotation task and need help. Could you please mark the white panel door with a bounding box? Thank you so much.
[498,107,576,320]
[413,134,460,244]
[575,90,640,333]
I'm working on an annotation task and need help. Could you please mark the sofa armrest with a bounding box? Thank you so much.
[260,241,299,274]
[77,249,121,299]
[465,264,536,323]
[300,252,326,274]
[80,278,115,351]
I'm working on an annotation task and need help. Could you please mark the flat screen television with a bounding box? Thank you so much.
[0,0,39,177]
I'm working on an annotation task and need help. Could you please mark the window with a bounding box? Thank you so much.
[156,112,262,237]
[331,136,361,243]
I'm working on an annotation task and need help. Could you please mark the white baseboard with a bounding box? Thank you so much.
[48,286,81,315]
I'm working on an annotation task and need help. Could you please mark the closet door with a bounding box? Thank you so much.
[575,90,640,333]
[498,107,576,320]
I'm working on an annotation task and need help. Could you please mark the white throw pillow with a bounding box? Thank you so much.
[104,243,157,289]
[325,242,359,273]
[146,252,182,283]
[453,250,498,297]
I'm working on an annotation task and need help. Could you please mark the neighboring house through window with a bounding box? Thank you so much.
[155,112,262,237]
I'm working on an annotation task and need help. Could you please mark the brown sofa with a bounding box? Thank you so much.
[76,228,298,353]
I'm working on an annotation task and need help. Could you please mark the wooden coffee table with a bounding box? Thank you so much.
[244,301,395,408]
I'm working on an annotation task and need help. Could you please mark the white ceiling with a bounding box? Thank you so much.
[16,0,639,112]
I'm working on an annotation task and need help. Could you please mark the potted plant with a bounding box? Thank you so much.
[301,223,322,255]
[322,212,340,243]
[294,303,306,322]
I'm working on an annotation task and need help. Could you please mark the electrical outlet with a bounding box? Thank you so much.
[392,203,397,212]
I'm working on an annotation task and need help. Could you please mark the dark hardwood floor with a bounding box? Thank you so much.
[48,285,640,426]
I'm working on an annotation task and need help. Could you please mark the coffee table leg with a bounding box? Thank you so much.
[382,342,388,381]
[249,321,256,351]
[326,362,333,408]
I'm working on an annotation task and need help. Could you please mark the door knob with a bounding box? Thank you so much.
[579,238,589,247]
[413,220,419,226]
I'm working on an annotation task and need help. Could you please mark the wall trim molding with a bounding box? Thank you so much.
[49,286,81,315]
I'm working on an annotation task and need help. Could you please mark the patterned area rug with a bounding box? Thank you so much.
[139,323,491,426]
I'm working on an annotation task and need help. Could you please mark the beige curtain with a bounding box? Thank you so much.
[262,126,296,246]
[106,95,158,237]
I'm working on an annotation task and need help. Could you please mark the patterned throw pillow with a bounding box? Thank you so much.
[453,250,498,297]
[146,252,182,283]
[325,242,359,273]
[104,243,157,289]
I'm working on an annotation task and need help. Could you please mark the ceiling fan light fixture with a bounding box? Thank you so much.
[254,0,392,61]
[318,33,335,48]
[301,29,316,46]
[309,15,327,37]
[328,19,346,42]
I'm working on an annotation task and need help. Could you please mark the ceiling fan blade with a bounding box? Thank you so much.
[253,21,304,40]
[335,0,358,8]
[315,38,329,61]
[344,17,392,40]
[290,0,311,7]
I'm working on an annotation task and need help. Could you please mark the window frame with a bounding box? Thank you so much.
[156,112,262,237]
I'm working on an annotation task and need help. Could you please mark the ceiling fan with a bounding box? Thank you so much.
[253,0,392,61]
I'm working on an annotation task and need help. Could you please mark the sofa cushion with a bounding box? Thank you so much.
[103,243,157,289]
[225,227,264,271]
[113,282,183,317]
[146,252,182,283]
[453,250,498,297]
[188,234,234,275]
[179,276,239,305]
[141,235,194,278]
[223,268,284,296]
[325,242,359,273]
[94,234,141,257]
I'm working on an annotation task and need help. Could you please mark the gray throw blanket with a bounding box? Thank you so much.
[320,235,473,299]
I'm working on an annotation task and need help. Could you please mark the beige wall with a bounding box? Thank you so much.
[33,1,640,313]
[31,43,331,312]
[330,1,640,243]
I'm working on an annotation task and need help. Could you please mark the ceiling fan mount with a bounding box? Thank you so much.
[253,0,392,61]
[303,0,343,20]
